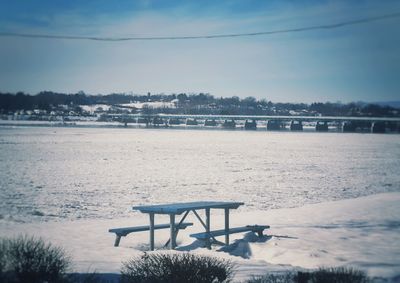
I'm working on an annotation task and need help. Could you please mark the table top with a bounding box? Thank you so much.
[132,201,244,214]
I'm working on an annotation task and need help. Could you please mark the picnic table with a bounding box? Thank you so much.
[132,201,244,250]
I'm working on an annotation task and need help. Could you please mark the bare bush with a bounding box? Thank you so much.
[247,267,370,283]
[0,235,71,283]
[120,252,234,283]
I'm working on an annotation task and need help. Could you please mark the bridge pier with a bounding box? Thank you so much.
[342,121,356,132]
[152,117,165,127]
[386,122,399,132]
[267,120,284,131]
[137,117,150,127]
[204,119,217,126]
[244,119,257,130]
[290,120,303,131]
[342,121,371,133]
[222,119,236,129]
[316,121,328,132]
[371,122,386,133]
[168,118,182,125]
[186,119,198,126]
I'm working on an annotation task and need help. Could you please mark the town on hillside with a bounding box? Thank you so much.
[1,91,399,133]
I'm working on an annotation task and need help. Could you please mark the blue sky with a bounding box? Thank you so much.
[0,0,399,102]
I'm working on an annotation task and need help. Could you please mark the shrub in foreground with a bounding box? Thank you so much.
[247,267,370,283]
[247,272,295,283]
[307,267,369,283]
[0,235,71,283]
[120,252,234,283]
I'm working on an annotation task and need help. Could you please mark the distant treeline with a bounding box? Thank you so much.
[0,91,399,117]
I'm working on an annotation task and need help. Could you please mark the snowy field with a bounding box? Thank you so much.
[0,193,399,281]
[0,126,399,281]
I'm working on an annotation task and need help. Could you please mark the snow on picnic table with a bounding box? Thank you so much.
[1,192,399,282]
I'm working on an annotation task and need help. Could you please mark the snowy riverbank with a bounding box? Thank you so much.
[1,192,399,282]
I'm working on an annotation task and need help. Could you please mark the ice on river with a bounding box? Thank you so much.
[0,127,399,223]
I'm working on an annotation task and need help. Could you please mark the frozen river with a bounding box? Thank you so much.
[0,126,399,223]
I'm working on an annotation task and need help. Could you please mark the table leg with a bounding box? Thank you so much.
[149,213,155,251]
[205,208,211,249]
[170,214,176,249]
[205,208,210,233]
[164,210,190,248]
[224,208,229,245]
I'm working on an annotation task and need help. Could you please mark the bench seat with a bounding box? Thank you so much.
[109,222,193,247]
[190,225,269,248]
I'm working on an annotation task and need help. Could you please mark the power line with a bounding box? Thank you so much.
[0,11,399,41]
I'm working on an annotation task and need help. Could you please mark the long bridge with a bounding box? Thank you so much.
[109,113,400,133]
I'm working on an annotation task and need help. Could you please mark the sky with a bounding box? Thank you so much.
[0,0,399,103]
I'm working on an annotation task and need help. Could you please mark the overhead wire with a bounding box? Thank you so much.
[0,11,399,41]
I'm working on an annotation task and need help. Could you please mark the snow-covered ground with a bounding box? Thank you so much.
[1,127,399,281]
[1,193,399,282]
